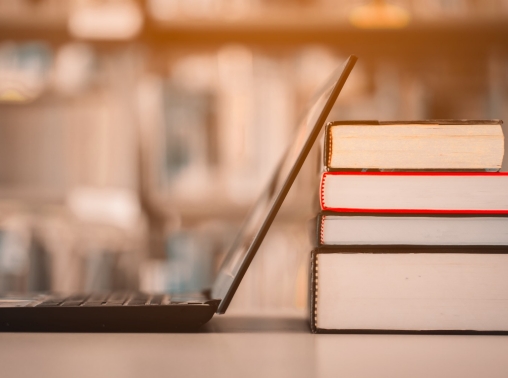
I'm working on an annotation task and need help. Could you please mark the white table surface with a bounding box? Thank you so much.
[1,314,508,378]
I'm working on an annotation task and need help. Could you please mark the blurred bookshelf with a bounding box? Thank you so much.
[2,2,508,54]
[1,0,508,311]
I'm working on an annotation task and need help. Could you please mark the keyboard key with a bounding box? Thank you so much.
[81,301,105,307]
[125,299,148,306]
[88,293,109,301]
[149,295,164,305]
[36,300,64,307]
[65,294,88,301]
[103,299,128,306]
[60,301,84,307]
[103,292,128,306]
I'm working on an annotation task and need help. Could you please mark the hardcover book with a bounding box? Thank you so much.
[324,120,504,171]
[314,213,508,246]
[320,172,508,213]
[310,248,508,334]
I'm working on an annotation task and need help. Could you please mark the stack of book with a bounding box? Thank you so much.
[310,120,508,333]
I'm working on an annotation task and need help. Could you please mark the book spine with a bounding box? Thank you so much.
[319,214,325,247]
[310,249,318,334]
[323,121,380,170]
[323,122,331,169]
[319,173,326,212]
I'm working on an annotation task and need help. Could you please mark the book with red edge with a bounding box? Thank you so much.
[320,171,508,214]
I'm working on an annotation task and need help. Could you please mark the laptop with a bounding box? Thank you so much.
[0,55,357,332]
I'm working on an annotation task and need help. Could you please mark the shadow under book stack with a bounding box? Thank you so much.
[310,120,508,334]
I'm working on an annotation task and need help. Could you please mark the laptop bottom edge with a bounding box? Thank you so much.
[0,301,220,332]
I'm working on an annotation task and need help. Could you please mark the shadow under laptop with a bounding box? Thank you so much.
[200,315,310,333]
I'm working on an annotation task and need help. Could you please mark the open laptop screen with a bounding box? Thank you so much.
[212,56,357,313]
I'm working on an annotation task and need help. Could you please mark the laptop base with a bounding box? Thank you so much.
[0,294,220,332]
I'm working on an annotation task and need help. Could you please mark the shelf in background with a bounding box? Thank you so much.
[1,6,508,58]
[0,10,69,45]
[143,16,508,58]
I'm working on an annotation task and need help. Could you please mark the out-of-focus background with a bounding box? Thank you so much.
[0,0,507,313]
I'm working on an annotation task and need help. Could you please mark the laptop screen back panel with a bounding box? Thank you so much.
[212,56,357,314]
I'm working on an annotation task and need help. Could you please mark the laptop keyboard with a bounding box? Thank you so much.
[35,293,172,307]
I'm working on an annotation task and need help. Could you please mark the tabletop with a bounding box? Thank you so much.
[1,314,508,378]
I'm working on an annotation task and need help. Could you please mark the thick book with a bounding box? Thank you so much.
[324,120,504,170]
[310,248,508,334]
[314,213,508,246]
[320,172,508,213]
